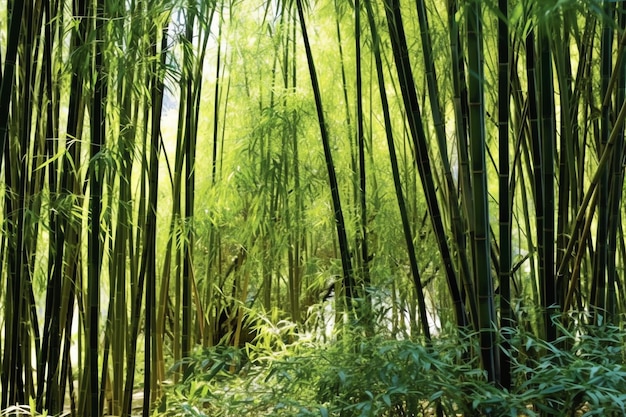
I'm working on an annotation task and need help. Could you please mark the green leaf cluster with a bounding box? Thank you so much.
[159,317,626,417]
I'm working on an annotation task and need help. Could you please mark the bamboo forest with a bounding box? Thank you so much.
[3,0,626,415]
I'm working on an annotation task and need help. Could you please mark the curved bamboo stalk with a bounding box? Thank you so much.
[295,0,355,304]
[0,1,26,408]
[363,0,431,340]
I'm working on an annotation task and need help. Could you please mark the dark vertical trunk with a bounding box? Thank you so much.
[466,0,497,383]
[88,0,107,415]
[0,1,25,408]
[537,19,557,344]
[593,2,614,321]
[363,0,431,340]
[606,2,626,321]
[354,0,370,300]
[39,0,64,412]
[384,0,468,330]
[497,0,511,390]
[296,0,354,303]
[525,27,544,320]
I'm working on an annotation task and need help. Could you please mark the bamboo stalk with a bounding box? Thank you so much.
[497,0,512,390]
[363,0,431,340]
[295,0,355,305]
[384,0,469,330]
[466,0,497,382]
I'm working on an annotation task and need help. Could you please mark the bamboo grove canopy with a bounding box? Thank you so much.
[0,0,625,415]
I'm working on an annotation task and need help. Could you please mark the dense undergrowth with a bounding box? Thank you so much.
[156,312,626,417]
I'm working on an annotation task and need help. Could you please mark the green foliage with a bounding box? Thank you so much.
[4,0,626,414]
[159,318,626,417]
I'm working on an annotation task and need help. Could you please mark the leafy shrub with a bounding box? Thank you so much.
[157,318,626,417]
